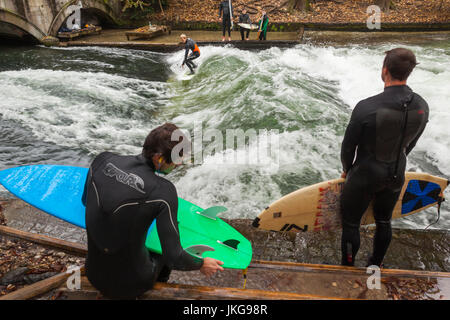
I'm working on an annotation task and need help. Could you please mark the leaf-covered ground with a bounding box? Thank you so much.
[0,207,83,298]
[152,0,450,24]
[0,235,84,297]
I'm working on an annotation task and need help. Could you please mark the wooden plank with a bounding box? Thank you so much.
[0,267,86,300]
[58,32,80,39]
[58,27,102,40]
[250,260,450,279]
[147,282,350,300]
[126,29,164,41]
[57,276,352,300]
[125,25,168,41]
[0,225,87,256]
[0,272,70,300]
[2,225,448,280]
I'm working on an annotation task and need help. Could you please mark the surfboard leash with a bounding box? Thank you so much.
[242,267,248,289]
[424,196,444,230]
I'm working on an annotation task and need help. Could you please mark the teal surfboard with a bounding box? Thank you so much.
[0,165,252,269]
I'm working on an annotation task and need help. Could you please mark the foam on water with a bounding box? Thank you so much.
[163,43,450,226]
[0,68,170,155]
[0,40,449,229]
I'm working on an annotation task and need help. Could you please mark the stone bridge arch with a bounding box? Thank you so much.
[48,0,120,36]
[0,8,46,43]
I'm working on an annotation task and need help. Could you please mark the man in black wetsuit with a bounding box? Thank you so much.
[340,48,429,267]
[219,0,233,41]
[82,123,224,299]
[180,34,200,74]
[239,9,251,41]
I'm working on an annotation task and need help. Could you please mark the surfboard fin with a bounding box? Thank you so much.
[185,245,215,259]
[219,239,240,250]
[196,206,227,220]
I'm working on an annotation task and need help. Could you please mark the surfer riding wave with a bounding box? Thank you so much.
[180,34,200,75]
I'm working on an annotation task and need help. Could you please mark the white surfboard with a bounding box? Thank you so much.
[229,0,234,29]
[238,23,259,30]
[253,172,448,232]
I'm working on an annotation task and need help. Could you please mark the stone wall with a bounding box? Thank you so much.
[0,0,122,42]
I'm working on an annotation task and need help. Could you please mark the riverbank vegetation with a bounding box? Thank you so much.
[135,0,450,24]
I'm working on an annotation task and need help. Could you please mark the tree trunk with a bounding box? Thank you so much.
[375,0,392,13]
[289,0,311,12]
[158,0,165,16]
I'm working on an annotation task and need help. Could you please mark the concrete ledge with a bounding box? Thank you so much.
[60,39,302,52]
[154,20,450,33]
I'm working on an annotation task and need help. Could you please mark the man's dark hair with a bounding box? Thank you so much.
[383,48,418,81]
[142,123,186,164]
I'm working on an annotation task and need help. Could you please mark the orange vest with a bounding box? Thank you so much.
[193,43,200,54]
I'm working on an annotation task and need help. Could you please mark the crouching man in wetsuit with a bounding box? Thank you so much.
[239,9,251,41]
[340,48,429,267]
[82,123,224,299]
[180,34,200,75]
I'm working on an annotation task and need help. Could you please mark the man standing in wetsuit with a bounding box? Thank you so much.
[83,123,224,299]
[180,34,200,74]
[340,48,429,267]
[239,9,251,41]
[219,0,233,41]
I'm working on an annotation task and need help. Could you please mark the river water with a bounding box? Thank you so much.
[0,32,449,230]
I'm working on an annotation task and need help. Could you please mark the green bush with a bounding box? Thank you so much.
[121,0,167,12]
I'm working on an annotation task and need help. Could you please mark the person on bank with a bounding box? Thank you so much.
[219,0,233,41]
[340,48,429,267]
[82,123,224,299]
[239,8,252,41]
[180,34,201,74]
[257,11,269,41]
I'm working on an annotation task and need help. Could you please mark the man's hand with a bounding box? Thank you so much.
[341,172,347,179]
[200,257,224,277]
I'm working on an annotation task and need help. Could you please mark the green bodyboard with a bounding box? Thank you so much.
[0,165,252,270]
[145,198,252,270]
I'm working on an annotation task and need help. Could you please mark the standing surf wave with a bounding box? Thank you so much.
[0,39,448,229]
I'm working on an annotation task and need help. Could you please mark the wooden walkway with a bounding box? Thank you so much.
[56,276,347,300]
[60,39,302,53]
[58,28,304,52]
[1,225,449,300]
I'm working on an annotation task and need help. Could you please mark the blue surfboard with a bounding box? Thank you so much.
[0,165,252,269]
[0,165,88,228]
